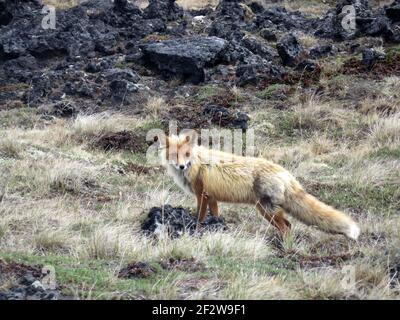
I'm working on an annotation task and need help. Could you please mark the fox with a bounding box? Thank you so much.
[156,131,360,240]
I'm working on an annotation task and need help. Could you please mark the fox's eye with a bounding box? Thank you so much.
[185,152,190,157]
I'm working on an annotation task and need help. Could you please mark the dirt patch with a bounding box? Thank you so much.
[161,105,211,130]
[122,162,153,175]
[283,63,322,87]
[0,259,71,300]
[0,260,42,279]
[342,52,400,78]
[118,262,156,279]
[160,257,206,272]
[278,251,357,270]
[141,205,227,238]
[161,104,249,131]
[91,130,149,153]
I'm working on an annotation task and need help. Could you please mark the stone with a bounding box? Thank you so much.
[141,36,228,83]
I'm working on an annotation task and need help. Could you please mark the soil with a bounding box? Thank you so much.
[118,262,157,279]
[0,259,71,300]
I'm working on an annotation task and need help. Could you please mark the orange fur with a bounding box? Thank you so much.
[160,134,360,239]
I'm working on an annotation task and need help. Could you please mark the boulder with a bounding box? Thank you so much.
[141,205,227,238]
[362,48,386,70]
[141,36,228,83]
[143,0,183,22]
[235,54,284,86]
[386,4,400,22]
[241,35,278,61]
[309,44,333,59]
[276,34,305,66]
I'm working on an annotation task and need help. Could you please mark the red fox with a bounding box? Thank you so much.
[157,132,360,240]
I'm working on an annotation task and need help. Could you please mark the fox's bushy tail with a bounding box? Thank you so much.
[282,189,360,240]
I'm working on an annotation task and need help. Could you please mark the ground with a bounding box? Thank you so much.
[0,0,399,299]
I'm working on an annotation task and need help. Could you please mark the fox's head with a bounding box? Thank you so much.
[155,131,198,171]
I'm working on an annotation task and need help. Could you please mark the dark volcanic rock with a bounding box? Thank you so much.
[236,54,284,86]
[276,34,305,66]
[386,3,400,22]
[309,44,333,59]
[254,6,316,32]
[0,260,70,300]
[208,0,250,42]
[362,48,386,70]
[141,36,228,83]
[260,28,277,41]
[143,0,183,22]
[241,35,278,61]
[141,205,227,238]
[315,0,400,43]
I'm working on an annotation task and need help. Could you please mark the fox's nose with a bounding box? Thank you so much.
[179,165,185,170]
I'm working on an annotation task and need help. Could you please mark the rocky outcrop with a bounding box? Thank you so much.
[276,34,305,66]
[141,36,228,83]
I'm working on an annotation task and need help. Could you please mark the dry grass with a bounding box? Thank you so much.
[1,0,400,300]
[1,102,399,299]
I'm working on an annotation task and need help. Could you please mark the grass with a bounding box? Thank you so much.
[1,1,400,300]
[0,106,399,299]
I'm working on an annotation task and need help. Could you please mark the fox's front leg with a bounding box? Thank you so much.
[208,198,219,217]
[196,192,209,223]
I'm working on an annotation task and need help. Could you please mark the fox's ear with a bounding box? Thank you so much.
[181,129,198,146]
[149,131,168,148]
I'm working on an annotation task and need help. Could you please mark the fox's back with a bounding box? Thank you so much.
[191,146,289,203]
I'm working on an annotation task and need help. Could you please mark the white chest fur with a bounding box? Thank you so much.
[167,166,194,195]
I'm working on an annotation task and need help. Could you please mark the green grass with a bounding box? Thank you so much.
[0,252,204,299]
[311,183,399,215]
[195,85,219,101]
[369,146,400,159]
[255,84,286,100]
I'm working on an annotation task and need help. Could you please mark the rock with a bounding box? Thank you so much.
[276,34,305,66]
[104,68,140,83]
[141,36,228,83]
[141,205,227,238]
[31,281,45,292]
[315,0,400,43]
[260,28,277,41]
[236,54,284,86]
[362,48,386,70]
[386,4,400,22]
[295,59,317,72]
[309,44,333,59]
[203,105,250,130]
[254,6,315,32]
[143,0,183,22]
[241,35,278,61]
[248,1,265,14]
[208,0,250,42]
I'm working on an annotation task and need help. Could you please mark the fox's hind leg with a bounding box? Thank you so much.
[208,198,219,217]
[256,202,291,234]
